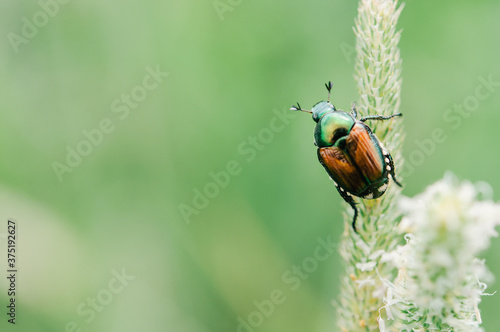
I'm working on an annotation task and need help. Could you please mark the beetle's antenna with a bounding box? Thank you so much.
[325,81,333,102]
[290,102,311,113]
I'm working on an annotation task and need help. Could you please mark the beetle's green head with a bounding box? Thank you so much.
[290,101,336,123]
[311,101,335,122]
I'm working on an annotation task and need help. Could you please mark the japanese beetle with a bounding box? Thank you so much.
[291,82,402,233]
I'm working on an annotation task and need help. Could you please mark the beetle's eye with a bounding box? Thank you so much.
[331,128,349,144]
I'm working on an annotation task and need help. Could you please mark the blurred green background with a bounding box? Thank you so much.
[1,0,500,331]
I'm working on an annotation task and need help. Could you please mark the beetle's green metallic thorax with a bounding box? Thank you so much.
[312,101,355,148]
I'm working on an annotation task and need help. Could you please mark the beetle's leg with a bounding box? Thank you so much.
[383,150,402,187]
[325,81,333,102]
[334,183,359,233]
[359,113,402,122]
[350,102,357,118]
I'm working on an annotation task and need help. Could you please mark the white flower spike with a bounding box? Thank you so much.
[382,173,500,331]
